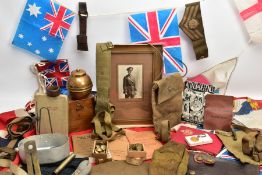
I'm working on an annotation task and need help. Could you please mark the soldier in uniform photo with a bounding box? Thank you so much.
[123,67,137,98]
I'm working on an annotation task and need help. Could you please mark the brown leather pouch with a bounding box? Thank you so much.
[203,94,234,131]
[68,95,95,132]
[187,153,259,175]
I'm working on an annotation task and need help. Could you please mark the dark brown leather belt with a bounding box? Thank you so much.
[77,2,88,51]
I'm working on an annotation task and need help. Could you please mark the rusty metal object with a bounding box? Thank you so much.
[67,69,93,100]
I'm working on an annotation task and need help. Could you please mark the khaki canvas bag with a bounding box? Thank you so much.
[216,128,262,165]
[149,142,189,175]
[152,73,184,142]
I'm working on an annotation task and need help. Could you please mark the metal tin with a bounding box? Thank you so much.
[18,134,70,164]
[67,69,93,100]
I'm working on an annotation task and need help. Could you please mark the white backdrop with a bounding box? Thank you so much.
[0,0,262,113]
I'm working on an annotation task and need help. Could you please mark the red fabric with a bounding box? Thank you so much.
[0,111,17,130]
[170,126,222,156]
[187,74,211,85]
[127,127,154,132]
[240,0,262,20]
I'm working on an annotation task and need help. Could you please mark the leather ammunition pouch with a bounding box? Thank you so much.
[152,73,184,142]
[179,2,208,60]
[149,142,189,175]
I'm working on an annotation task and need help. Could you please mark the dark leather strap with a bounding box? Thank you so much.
[77,2,88,51]
[7,116,33,139]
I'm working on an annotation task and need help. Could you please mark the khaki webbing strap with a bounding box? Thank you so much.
[255,133,262,152]
[24,141,41,175]
[0,147,16,161]
[92,111,124,141]
[6,139,18,150]
[96,42,114,113]
[159,120,170,142]
[0,159,28,175]
[242,132,259,155]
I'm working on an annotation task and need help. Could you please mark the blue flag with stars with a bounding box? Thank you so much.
[12,0,75,62]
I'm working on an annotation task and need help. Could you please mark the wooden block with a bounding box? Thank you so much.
[68,95,95,132]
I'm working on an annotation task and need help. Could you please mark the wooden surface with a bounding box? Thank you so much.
[68,95,95,132]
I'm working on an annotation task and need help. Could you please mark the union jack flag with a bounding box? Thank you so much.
[12,0,75,62]
[40,0,74,41]
[35,59,70,88]
[128,8,183,74]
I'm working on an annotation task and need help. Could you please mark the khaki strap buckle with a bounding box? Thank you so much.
[24,140,41,175]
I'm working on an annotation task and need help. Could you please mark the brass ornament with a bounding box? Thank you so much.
[67,69,93,100]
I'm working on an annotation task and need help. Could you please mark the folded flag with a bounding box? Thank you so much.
[35,59,70,89]
[12,0,75,62]
[234,0,262,43]
[128,8,183,74]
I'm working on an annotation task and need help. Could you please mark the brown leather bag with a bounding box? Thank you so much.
[203,94,234,131]
[187,153,259,175]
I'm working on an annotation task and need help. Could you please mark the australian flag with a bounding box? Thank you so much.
[128,8,183,74]
[12,0,75,62]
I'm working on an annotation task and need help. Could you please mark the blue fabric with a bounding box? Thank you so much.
[22,158,86,175]
[235,101,253,115]
[0,138,10,147]
[12,0,75,62]
[60,87,69,95]
[128,8,183,74]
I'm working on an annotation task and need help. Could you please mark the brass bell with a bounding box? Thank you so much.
[67,69,93,100]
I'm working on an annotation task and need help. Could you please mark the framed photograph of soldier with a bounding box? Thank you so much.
[118,64,143,100]
[109,44,163,125]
